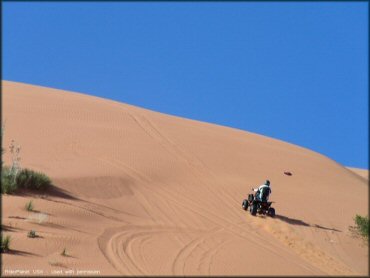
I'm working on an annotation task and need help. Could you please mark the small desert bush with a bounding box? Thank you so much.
[48,259,65,267]
[1,234,11,252]
[61,247,67,256]
[16,168,52,190]
[27,230,37,238]
[354,214,369,239]
[25,200,34,211]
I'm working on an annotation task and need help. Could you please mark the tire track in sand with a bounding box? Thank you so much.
[98,155,304,273]
[171,226,223,275]
[98,225,235,275]
[129,113,245,222]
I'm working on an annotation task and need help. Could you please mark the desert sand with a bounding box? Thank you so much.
[1,80,368,276]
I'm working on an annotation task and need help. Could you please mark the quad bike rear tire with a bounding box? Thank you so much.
[250,202,258,216]
[267,207,275,217]
[242,199,249,210]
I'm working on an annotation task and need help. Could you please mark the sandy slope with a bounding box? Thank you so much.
[347,167,369,181]
[1,80,368,276]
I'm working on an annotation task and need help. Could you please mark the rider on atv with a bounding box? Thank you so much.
[252,179,271,202]
[243,179,275,217]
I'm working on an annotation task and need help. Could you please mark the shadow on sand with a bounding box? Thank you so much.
[14,183,79,201]
[61,253,78,259]
[1,224,23,232]
[7,216,27,220]
[5,249,40,257]
[45,184,80,200]
[275,214,341,232]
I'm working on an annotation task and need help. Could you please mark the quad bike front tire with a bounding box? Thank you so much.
[248,194,254,202]
[242,199,249,210]
[267,207,275,217]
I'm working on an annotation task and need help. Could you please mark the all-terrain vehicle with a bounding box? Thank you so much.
[242,189,275,217]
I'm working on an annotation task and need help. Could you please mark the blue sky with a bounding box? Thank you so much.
[3,2,368,168]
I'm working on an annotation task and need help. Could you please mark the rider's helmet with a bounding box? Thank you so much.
[265,180,270,186]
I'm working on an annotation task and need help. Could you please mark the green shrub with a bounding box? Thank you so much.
[25,200,34,211]
[1,133,52,194]
[1,135,23,194]
[27,230,37,238]
[1,234,11,252]
[354,215,369,239]
[2,167,52,194]
[16,168,52,190]
[1,166,17,194]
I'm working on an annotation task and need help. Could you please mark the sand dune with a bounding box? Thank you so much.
[1,80,368,276]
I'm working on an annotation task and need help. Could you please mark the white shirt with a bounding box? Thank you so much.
[254,184,271,195]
